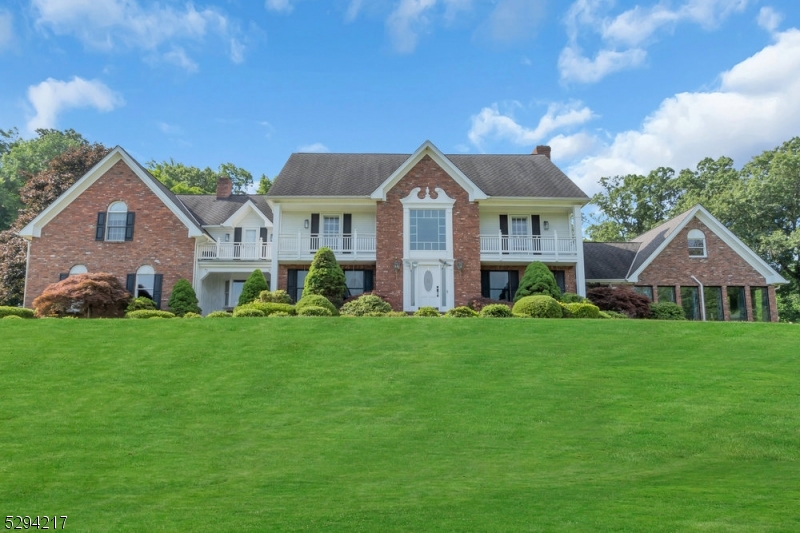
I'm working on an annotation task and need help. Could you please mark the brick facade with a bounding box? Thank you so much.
[635,218,778,321]
[24,160,196,309]
[481,264,577,295]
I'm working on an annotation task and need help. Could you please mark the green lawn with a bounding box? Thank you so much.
[1,318,799,532]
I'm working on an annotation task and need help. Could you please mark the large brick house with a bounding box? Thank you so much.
[18,141,786,320]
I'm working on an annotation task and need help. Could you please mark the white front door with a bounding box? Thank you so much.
[416,264,442,309]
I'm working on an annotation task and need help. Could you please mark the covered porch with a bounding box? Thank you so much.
[196,264,271,314]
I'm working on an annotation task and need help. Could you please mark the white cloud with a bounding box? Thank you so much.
[265,0,295,14]
[298,143,330,153]
[565,28,800,195]
[31,0,244,70]
[158,121,183,135]
[481,0,547,44]
[163,47,198,72]
[230,38,245,64]
[547,132,599,162]
[0,9,13,51]
[468,101,596,149]
[558,46,647,84]
[26,76,124,133]
[757,7,782,33]
[386,0,472,53]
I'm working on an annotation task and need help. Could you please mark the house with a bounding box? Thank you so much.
[17,141,786,321]
[584,205,787,321]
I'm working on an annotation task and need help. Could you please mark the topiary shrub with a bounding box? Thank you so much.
[259,289,293,304]
[33,273,131,318]
[296,294,338,316]
[561,302,601,319]
[302,247,348,308]
[414,306,440,317]
[587,286,652,319]
[561,292,588,304]
[512,295,563,318]
[480,304,513,318]
[514,262,562,301]
[0,306,35,319]
[207,311,233,318]
[183,312,202,319]
[126,310,175,319]
[297,305,333,316]
[126,296,156,312]
[235,302,296,316]
[168,278,201,316]
[446,306,479,318]
[3,314,24,320]
[233,307,266,317]
[238,270,269,306]
[340,294,393,316]
[650,302,686,320]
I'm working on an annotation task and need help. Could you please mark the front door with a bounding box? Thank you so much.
[416,263,442,309]
[242,228,258,259]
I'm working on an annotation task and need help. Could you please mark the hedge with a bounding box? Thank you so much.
[207,311,233,318]
[650,302,686,320]
[414,306,440,317]
[445,306,479,318]
[235,302,297,316]
[512,295,563,318]
[233,308,266,317]
[479,304,513,318]
[297,305,333,316]
[259,290,293,305]
[340,294,393,316]
[126,310,176,319]
[0,306,35,319]
[561,302,601,319]
[296,294,338,316]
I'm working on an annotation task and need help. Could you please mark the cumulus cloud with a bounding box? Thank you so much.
[298,143,330,153]
[757,7,782,33]
[26,76,124,132]
[31,0,246,69]
[0,9,13,51]
[564,28,800,195]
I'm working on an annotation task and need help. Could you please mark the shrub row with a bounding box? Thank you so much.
[0,306,35,319]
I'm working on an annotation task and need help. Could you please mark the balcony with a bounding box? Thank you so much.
[278,232,377,261]
[480,233,578,262]
[198,242,272,261]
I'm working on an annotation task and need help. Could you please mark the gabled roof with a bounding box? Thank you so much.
[177,195,273,226]
[583,242,640,281]
[626,209,695,276]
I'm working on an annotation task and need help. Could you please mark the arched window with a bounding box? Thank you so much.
[69,264,88,275]
[136,265,155,300]
[688,229,706,257]
[106,201,129,242]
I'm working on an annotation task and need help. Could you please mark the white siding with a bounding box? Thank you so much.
[478,211,572,238]
[279,210,376,235]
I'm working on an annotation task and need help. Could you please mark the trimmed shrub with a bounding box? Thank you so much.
[386,311,408,317]
[650,302,686,320]
[364,311,388,317]
[468,297,512,312]
[480,304,513,318]
[3,314,24,320]
[512,295,563,318]
[207,311,233,318]
[168,278,201,316]
[238,270,268,306]
[340,294,393,316]
[33,272,130,318]
[561,302,601,319]
[0,306,34,319]
[259,289,293,305]
[126,310,175,319]
[561,292,588,304]
[296,294,338,316]
[514,262,561,301]
[233,307,266,317]
[236,302,296,316]
[269,311,292,317]
[126,296,156,312]
[605,310,629,319]
[587,286,652,319]
[303,247,347,308]
[297,305,333,316]
[598,311,611,319]
[183,312,202,319]
[558,302,573,318]
[414,306,440,317]
[446,306,479,318]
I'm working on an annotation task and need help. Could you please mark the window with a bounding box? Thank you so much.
[750,287,771,322]
[69,265,88,275]
[136,265,155,300]
[634,286,653,300]
[688,229,706,257]
[322,215,340,250]
[228,280,246,307]
[481,270,519,301]
[287,270,309,303]
[510,216,529,252]
[681,286,700,320]
[344,270,374,297]
[704,286,724,321]
[657,286,676,303]
[106,202,128,241]
[410,209,446,251]
[727,286,747,321]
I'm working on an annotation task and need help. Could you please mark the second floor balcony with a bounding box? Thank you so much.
[480,233,578,262]
[198,242,272,261]
[278,232,377,261]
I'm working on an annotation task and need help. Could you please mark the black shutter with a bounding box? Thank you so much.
[259,227,268,241]
[552,270,566,294]
[95,212,106,241]
[59,273,69,281]
[124,212,135,241]
[481,270,490,298]
[343,214,352,252]
[509,270,520,301]
[531,215,541,236]
[233,228,242,258]
[152,274,163,309]
[364,270,374,293]
[287,270,298,303]
[310,214,320,251]
[499,215,508,254]
[126,274,136,295]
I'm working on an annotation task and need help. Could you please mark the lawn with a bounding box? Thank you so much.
[1,318,799,532]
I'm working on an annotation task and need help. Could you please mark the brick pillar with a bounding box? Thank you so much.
[744,285,753,322]
[721,285,730,321]
[768,285,779,322]
[674,284,682,308]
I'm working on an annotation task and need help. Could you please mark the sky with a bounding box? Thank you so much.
[1,0,799,195]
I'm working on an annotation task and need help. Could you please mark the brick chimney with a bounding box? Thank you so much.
[216,176,232,199]
[532,145,551,159]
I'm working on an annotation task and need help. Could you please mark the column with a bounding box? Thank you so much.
[573,205,587,297]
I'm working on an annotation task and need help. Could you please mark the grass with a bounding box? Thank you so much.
[1,318,799,532]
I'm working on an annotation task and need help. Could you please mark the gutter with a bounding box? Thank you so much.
[690,275,706,321]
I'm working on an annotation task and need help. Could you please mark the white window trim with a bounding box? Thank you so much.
[510,215,530,236]
[688,229,707,258]
[136,265,155,300]
[106,201,128,242]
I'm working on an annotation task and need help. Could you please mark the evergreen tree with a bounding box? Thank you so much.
[168,278,201,316]
[238,269,268,306]
[303,247,347,308]
[514,262,561,302]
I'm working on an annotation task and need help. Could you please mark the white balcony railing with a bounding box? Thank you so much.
[480,232,577,260]
[198,242,272,261]
[278,232,377,260]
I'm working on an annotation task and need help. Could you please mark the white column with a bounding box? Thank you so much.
[269,203,281,292]
[573,204,586,297]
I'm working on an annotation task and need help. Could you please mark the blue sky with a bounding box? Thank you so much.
[1,0,799,194]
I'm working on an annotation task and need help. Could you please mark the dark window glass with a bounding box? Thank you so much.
[681,286,700,320]
[703,286,724,321]
[750,287,771,322]
[657,286,676,303]
[488,271,512,301]
[230,280,246,307]
[295,270,309,302]
[727,286,747,321]
[551,270,566,294]
[345,271,366,297]
[634,286,653,300]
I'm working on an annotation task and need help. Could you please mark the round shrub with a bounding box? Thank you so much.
[296,294,338,316]
[480,304,513,318]
[126,296,156,312]
[207,311,232,318]
[561,292,588,304]
[3,315,24,320]
[558,302,573,318]
[650,302,686,320]
[512,295,563,318]
[259,289,293,304]
[233,307,266,317]
[446,306,479,318]
[268,311,292,317]
[183,312,202,319]
[168,278,201,316]
[562,302,601,319]
[126,310,175,319]
[414,306,440,317]
[340,294,392,316]
[514,261,561,301]
[236,302,296,316]
[297,305,333,316]
[0,306,35,319]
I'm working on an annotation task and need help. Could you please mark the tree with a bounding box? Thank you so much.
[238,270,268,306]
[147,160,254,195]
[256,174,272,194]
[168,278,201,316]
[514,262,561,302]
[32,272,131,318]
[0,143,109,306]
[303,247,347,308]
[586,286,652,319]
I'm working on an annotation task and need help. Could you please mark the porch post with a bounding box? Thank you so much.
[270,203,281,292]
[573,205,586,297]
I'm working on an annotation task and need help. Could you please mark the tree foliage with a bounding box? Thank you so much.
[32,272,130,318]
[238,270,268,306]
[147,159,254,195]
[586,286,652,319]
[514,261,561,302]
[256,175,272,195]
[303,247,347,308]
[168,278,201,316]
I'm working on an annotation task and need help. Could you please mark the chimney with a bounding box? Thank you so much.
[216,176,232,199]
[533,145,551,159]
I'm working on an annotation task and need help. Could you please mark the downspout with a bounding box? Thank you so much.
[22,238,31,308]
[690,275,706,321]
